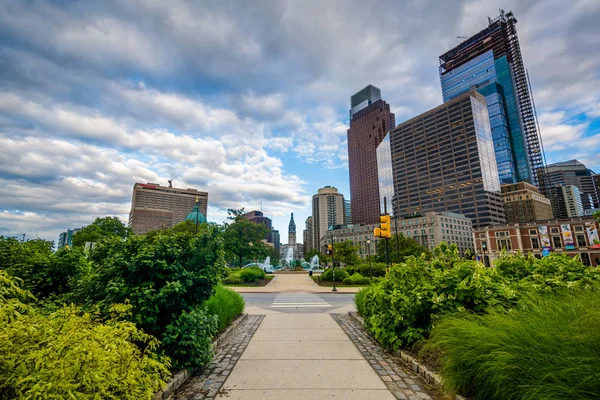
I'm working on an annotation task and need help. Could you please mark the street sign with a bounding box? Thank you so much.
[542,248,550,257]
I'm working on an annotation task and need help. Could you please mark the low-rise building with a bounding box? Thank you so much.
[473,217,600,267]
[319,211,474,258]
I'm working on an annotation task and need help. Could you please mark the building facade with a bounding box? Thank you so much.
[303,216,313,255]
[320,211,474,258]
[344,199,352,225]
[439,10,544,187]
[242,210,272,240]
[128,182,208,235]
[379,90,506,229]
[280,213,303,260]
[501,182,553,223]
[57,228,81,249]
[312,186,346,249]
[541,160,599,210]
[270,229,280,253]
[347,85,396,225]
[474,217,600,267]
[547,185,584,219]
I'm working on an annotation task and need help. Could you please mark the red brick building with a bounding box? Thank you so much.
[474,217,600,267]
[347,85,395,225]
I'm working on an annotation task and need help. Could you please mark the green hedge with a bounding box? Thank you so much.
[359,247,600,349]
[223,266,265,284]
[343,272,370,285]
[203,286,245,332]
[0,270,170,400]
[425,290,600,399]
[320,268,349,282]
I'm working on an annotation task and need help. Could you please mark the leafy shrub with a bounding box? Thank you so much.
[424,290,600,400]
[222,272,244,284]
[203,285,245,332]
[360,248,600,350]
[343,272,370,285]
[239,266,266,282]
[0,270,170,399]
[357,262,387,277]
[354,289,366,315]
[74,224,226,369]
[345,265,358,275]
[160,306,218,370]
[320,268,349,282]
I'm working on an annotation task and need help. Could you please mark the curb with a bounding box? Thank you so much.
[348,311,466,400]
[153,313,249,400]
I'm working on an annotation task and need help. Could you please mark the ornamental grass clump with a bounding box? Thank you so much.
[424,290,600,400]
[203,285,245,332]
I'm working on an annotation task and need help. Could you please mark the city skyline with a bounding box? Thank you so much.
[1,1,599,244]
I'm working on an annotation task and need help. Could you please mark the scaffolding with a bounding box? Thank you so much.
[438,10,547,192]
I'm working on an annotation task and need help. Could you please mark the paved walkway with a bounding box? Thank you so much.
[220,312,396,399]
[227,273,362,293]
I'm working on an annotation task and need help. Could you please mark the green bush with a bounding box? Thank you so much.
[359,248,600,350]
[160,306,218,370]
[222,272,244,284]
[424,290,600,400]
[238,266,266,282]
[357,262,387,277]
[203,285,245,332]
[343,272,370,285]
[320,268,349,282]
[74,224,226,369]
[0,270,170,399]
[354,289,366,315]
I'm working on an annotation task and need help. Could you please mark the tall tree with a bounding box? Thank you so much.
[223,210,269,267]
[72,217,130,247]
[334,240,361,265]
[375,234,431,264]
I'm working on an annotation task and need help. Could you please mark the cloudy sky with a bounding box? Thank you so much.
[1,0,599,244]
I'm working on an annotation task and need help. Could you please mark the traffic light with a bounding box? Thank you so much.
[326,244,332,255]
[379,215,391,239]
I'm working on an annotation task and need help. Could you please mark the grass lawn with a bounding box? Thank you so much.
[225,275,275,287]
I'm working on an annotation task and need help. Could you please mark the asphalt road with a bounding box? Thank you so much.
[241,293,356,314]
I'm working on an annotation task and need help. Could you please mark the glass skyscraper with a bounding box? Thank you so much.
[439,10,545,188]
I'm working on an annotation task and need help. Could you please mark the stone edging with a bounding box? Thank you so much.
[153,313,249,400]
[348,311,466,400]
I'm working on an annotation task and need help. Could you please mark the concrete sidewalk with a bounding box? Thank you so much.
[227,273,363,293]
[218,313,395,399]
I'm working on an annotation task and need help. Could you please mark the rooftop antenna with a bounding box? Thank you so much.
[457,36,469,39]
[168,179,172,188]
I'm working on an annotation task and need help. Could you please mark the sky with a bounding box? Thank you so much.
[0,0,599,245]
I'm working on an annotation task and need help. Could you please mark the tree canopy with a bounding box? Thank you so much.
[375,234,431,264]
[72,216,130,247]
[223,209,269,266]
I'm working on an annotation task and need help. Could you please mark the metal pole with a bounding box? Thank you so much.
[367,240,372,279]
[331,234,337,292]
[384,197,390,273]
[394,214,400,263]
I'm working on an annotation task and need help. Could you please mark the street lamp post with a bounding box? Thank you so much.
[331,234,337,292]
[367,239,372,279]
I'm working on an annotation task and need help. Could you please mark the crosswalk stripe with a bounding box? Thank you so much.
[270,304,331,308]
[270,293,332,308]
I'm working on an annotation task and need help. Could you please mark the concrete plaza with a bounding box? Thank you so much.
[227,272,363,294]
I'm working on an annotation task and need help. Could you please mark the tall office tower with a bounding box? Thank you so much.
[439,10,545,188]
[288,213,296,246]
[304,216,313,253]
[57,228,81,249]
[542,160,599,210]
[344,199,352,225]
[128,182,208,235]
[270,229,280,253]
[242,210,273,241]
[378,91,506,228]
[312,186,346,250]
[501,182,553,223]
[347,85,396,225]
[547,185,584,218]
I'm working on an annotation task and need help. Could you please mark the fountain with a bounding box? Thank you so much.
[298,255,323,271]
[284,247,294,268]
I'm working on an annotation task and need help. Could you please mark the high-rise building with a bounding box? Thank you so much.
[57,228,81,249]
[280,213,302,260]
[303,216,313,254]
[378,90,506,228]
[312,186,346,250]
[270,229,280,253]
[439,10,545,188]
[128,182,208,235]
[501,182,553,223]
[347,85,396,225]
[547,185,584,219]
[344,199,352,225]
[541,160,599,210]
[242,210,272,240]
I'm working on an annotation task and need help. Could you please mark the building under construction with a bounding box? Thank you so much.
[439,10,546,192]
